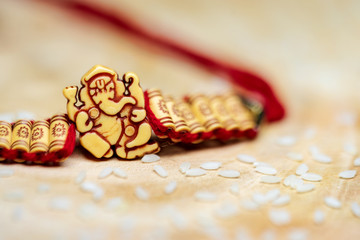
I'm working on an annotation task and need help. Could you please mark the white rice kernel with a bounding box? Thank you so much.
[141,154,160,163]
[338,170,356,179]
[296,183,315,193]
[113,168,127,178]
[296,163,309,176]
[98,167,113,179]
[164,181,177,194]
[75,170,86,184]
[268,209,291,226]
[354,157,360,167]
[49,197,72,211]
[200,162,222,170]
[194,191,217,202]
[229,183,240,195]
[265,189,281,202]
[218,170,240,178]
[255,166,277,175]
[237,154,256,163]
[135,187,149,201]
[272,195,291,206]
[186,168,207,177]
[313,209,325,224]
[277,136,296,146]
[313,153,332,163]
[241,199,259,211]
[324,196,342,209]
[179,162,191,174]
[301,173,322,182]
[351,202,360,218]
[153,165,168,178]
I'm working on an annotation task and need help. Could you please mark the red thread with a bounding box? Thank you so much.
[46,0,285,121]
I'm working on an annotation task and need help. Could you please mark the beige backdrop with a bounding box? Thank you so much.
[0,0,359,239]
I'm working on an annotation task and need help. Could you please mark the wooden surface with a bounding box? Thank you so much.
[0,0,360,239]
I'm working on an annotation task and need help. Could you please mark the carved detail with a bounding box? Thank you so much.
[63,65,159,159]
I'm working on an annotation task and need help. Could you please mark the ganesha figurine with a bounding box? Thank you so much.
[63,65,160,159]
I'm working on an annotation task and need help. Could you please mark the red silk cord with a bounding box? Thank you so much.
[48,0,285,122]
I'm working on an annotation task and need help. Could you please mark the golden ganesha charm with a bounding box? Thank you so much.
[63,65,159,159]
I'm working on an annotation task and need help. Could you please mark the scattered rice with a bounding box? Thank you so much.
[265,189,281,202]
[287,229,309,240]
[135,186,149,201]
[296,163,309,176]
[261,176,281,184]
[351,202,360,218]
[301,173,322,182]
[354,157,360,167]
[255,166,277,175]
[229,183,240,195]
[287,152,304,162]
[276,136,296,146]
[153,165,168,178]
[105,197,124,211]
[268,209,291,226]
[141,154,160,163]
[313,153,332,164]
[338,170,357,179]
[272,194,290,206]
[113,168,127,178]
[80,181,104,201]
[252,193,268,205]
[313,209,325,224]
[186,168,207,177]
[37,183,50,193]
[343,143,358,155]
[49,197,72,211]
[284,175,297,187]
[218,170,240,178]
[75,170,86,184]
[98,167,113,179]
[0,168,14,178]
[214,202,238,219]
[309,145,320,156]
[324,196,342,209]
[3,189,24,202]
[164,181,177,194]
[161,206,187,230]
[241,199,259,211]
[296,183,315,193]
[237,154,256,164]
[194,191,217,202]
[179,162,191,174]
[200,161,222,170]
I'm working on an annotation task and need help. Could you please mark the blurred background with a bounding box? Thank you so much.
[1,0,360,120]
[1,0,360,239]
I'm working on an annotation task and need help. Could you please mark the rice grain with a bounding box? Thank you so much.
[75,170,86,184]
[301,173,322,182]
[339,170,356,179]
[153,165,168,178]
[351,202,360,218]
[354,157,360,167]
[164,181,177,194]
[200,161,222,170]
[218,170,240,178]
[296,183,315,193]
[98,167,113,179]
[179,162,191,174]
[261,176,281,184]
[141,154,160,163]
[324,196,342,209]
[113,168,127,178]
[194,191,217,202]
[268,209,291,226]
[237,154,256,164]
[313,209,325,224]
[135,187,149,201]
[287,152,304,162]
[296,163,309,176]
[255,166,277,175]
[272,195,290,206]
[186,168,207,177]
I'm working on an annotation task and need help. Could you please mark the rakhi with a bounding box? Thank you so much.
[0,1,285,164]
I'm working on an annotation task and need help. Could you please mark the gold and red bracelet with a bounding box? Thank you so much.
[0,65,264,163]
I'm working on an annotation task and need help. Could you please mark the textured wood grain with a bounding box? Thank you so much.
[0,0,359,239]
